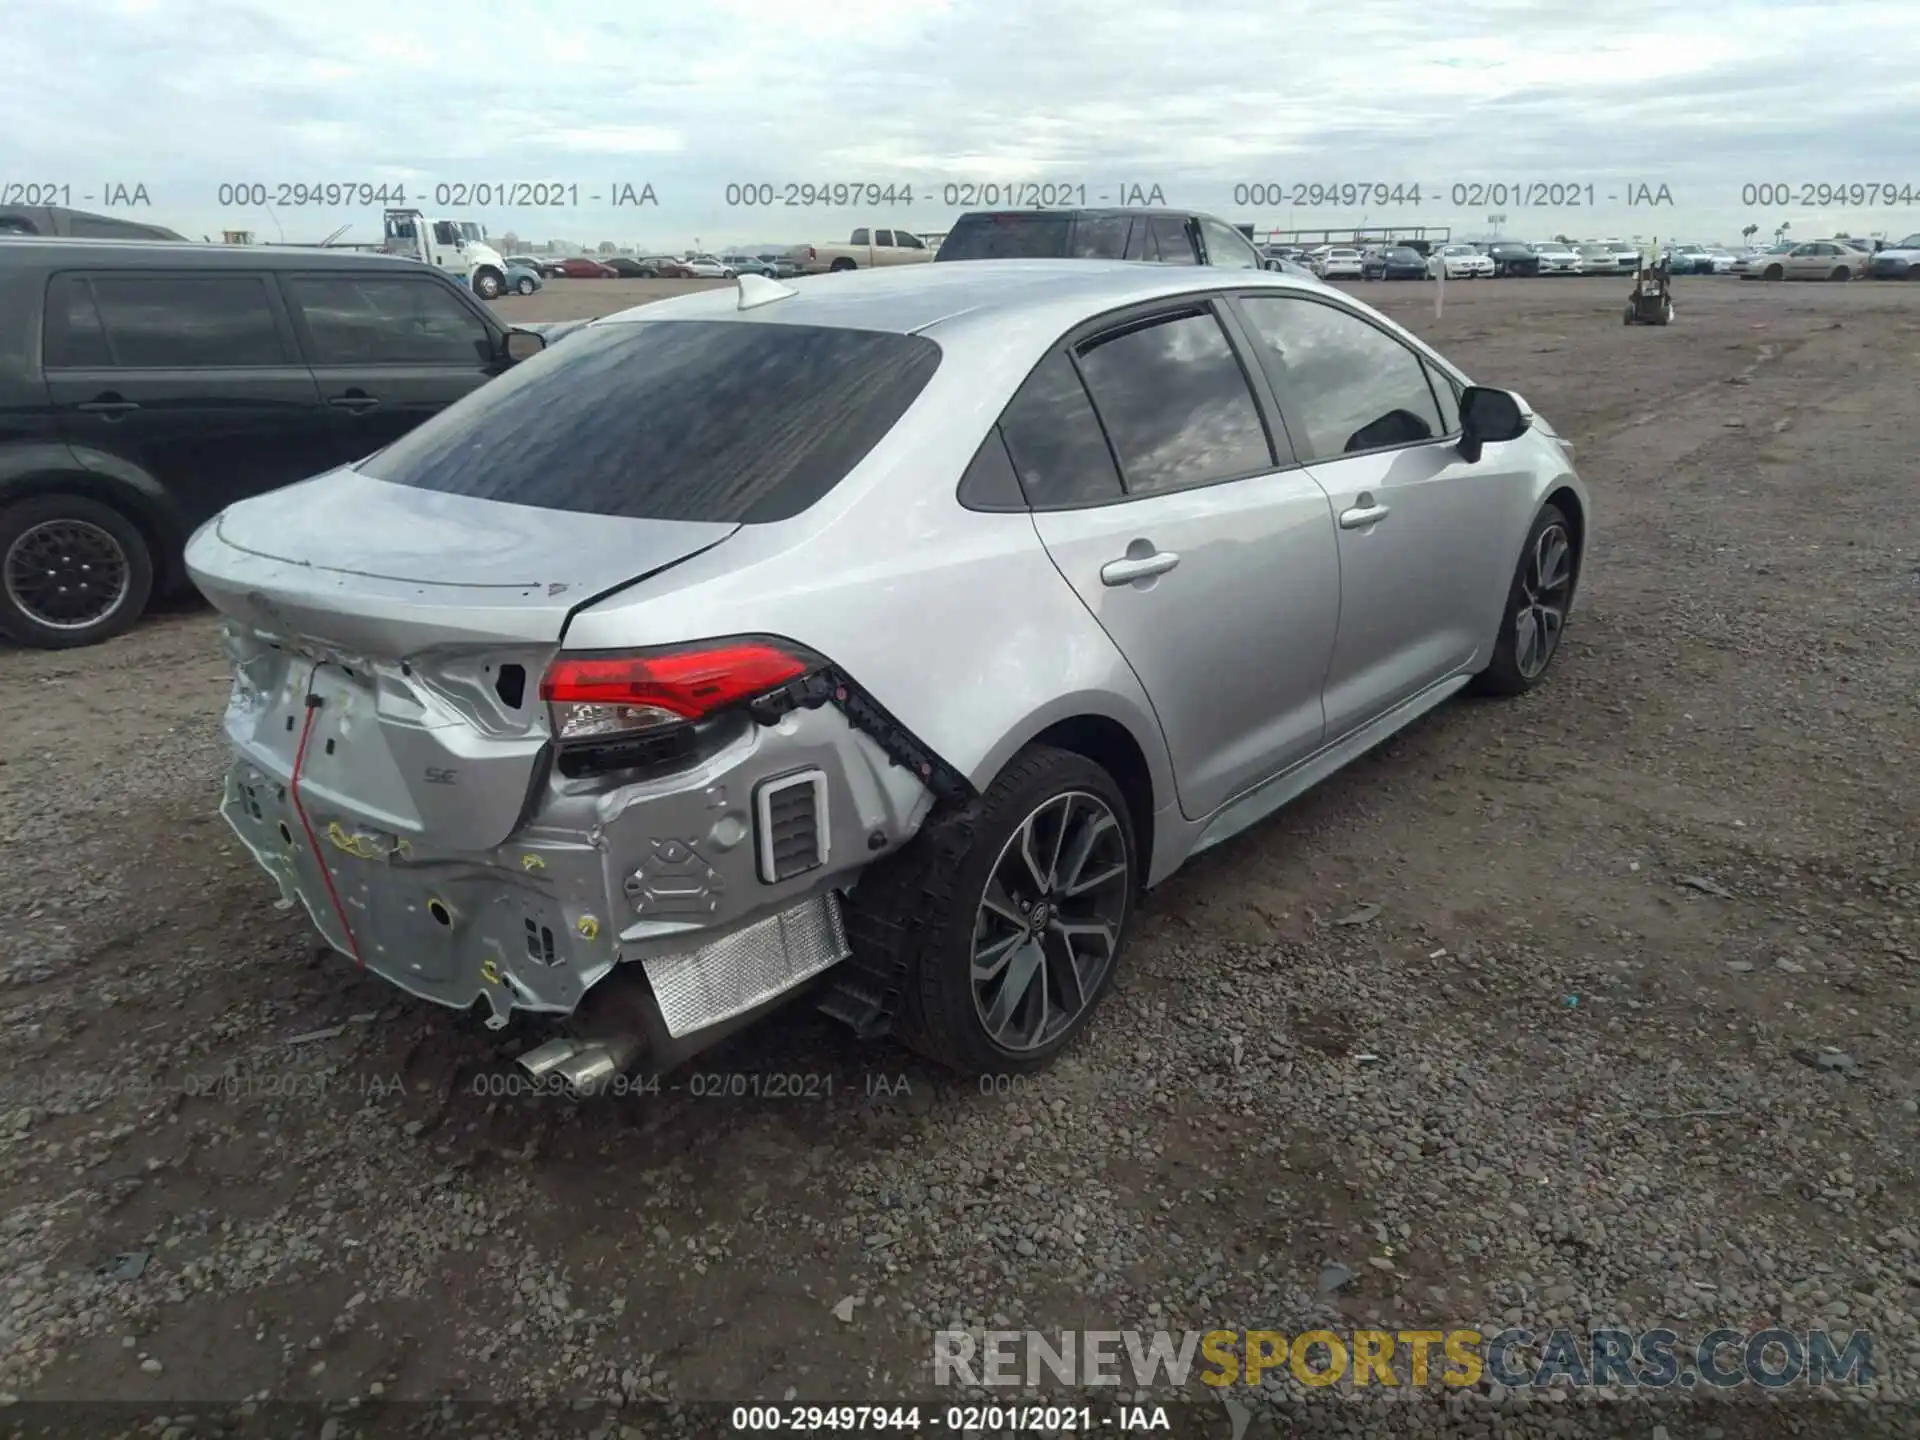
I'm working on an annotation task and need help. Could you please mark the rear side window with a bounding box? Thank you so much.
[359,320,941,524]
[1074,310,1272,494]
[43,276,112,368]
[286,275,492,365]
[936,214,1073,261]
[1149,217,1197,265]
[997,352,1123,507]
[1068,216,1131,259]
[55,275,287,368]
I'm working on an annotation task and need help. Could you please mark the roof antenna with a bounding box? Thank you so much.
[737,272,798,310]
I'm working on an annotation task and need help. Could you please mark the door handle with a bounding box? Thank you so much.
[328,393,381,413]
[77,396,139,416]
[1339,502,1391,530]
[1100,550,1180,586]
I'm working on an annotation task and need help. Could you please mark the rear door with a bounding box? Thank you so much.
[43,270,328,529]
[279,270,503,470]
[1014,301,1340,819]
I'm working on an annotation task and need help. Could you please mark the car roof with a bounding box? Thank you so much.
[589,258,1342,346]
[0,237,442,274]
[953,207,1200,221]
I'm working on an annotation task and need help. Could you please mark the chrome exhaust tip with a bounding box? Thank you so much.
[516,1035,643,1095]
[517,1037,582,1078]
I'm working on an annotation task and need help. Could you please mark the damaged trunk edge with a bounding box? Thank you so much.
[186,472,963,1083]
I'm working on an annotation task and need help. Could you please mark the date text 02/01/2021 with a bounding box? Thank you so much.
[1229,181,1676,208]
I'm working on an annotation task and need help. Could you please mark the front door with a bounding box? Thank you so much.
[1004,305,1340,820]
[43,270,328,531]
[279,271,501,469]
[1231,291,1531,740]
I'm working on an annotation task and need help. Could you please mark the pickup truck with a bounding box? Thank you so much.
[790,226,933,274]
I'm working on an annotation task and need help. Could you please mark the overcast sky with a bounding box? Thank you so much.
[7,0,1917,249]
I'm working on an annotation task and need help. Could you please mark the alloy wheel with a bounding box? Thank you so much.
[4,518,131,631]
[970,791,1130,1053]
[1513,521,1574,679]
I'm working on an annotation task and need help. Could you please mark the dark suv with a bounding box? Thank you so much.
[934,208,1271,270]
[0,238,553,648]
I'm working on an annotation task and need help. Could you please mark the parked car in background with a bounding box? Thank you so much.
[674,254,737,279]
[549,256,618,279]
[934,209,1267,271]
[1662,245,1716,275]
[184,258,1588,1090]
[1702,249,1739,273]
[1531,242,1583,275]
[1484,242,1539,277]
[0,237,551,647]
[722,254,776,277]
[1604,241,1643,274]
[1731,242,1794,278]
[503,261,544,295]
[1745,240,1871,281]
[1429,245,1494,279]
[1314,247,1365,279]
[505,254,549,275]
[602,256,656,278]
[1362,245,1429,280]
[757,252,803,278]
[794,226,933,273]
[1575,244,1618,275]
[1869,233,1920,278]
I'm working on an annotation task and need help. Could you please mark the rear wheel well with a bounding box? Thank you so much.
[1,473,177,592]
[1029,715,1155,882]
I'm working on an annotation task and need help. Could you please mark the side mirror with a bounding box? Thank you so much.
[503,329,546,363]
[1456,386,1530,463]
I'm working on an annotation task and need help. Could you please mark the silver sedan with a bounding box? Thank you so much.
[186,261,1591,1089]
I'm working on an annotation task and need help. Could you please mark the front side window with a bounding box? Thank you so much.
[1073,309,1272,495]
[1236,295,1445,462]
[850,228,870,246]
[1198,217,1262,270]
[66,274,287,368]
[360,320,940,524]
[287,275,492,366]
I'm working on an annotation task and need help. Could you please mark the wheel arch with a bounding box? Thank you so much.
[967,695,1172,885]
[1026,714,1158,886]
[1543,482,1588,608]
[0,454,182,593]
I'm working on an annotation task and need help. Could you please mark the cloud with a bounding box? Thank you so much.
[3,0,1915,247]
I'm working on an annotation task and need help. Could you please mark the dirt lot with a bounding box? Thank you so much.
[1,276,1916,1437]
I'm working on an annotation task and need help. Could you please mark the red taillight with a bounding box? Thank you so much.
[806,246,817,260]
[540,641,812,740]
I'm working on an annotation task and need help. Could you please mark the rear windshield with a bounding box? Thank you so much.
[358,320,941,524]
[936,213,1074,261]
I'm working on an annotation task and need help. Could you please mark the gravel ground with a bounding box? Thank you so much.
[0,276,1915,1439]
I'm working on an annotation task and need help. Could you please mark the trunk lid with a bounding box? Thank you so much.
[188,468,738,851]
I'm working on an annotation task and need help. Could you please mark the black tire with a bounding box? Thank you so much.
[515,275,536,295]
[828,258,856,273]
[845,744,1139,1076]
[0,492,154,649]
[1470,502,1577,698]
[472,268,504,300]
[1829,267,1850,283]
[1764,264,1784,281]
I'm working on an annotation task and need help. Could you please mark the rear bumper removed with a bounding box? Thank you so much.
[217,673,936,1052]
